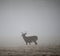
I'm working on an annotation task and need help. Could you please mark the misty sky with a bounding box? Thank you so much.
[0,0,60,47]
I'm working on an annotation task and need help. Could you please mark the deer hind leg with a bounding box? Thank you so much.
[34,41,37,45]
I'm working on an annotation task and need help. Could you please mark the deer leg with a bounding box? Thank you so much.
[26,42,28,45]
[34,41,37,45]
[29,42,31,45]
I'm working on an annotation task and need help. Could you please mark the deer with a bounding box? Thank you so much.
[21,32,38,45]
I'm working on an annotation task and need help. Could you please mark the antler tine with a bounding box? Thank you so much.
[21,32,27,34]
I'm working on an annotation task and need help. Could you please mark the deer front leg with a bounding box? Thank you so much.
[26,42,28,45]
[29,42,31,45]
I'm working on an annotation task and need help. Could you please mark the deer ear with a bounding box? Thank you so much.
[25,33,27,35]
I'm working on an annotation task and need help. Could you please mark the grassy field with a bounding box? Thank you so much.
[0,45,60,56]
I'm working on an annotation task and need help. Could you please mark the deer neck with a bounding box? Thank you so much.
[23,35,26,39]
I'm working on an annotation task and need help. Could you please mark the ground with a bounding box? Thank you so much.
[0,45,60,56]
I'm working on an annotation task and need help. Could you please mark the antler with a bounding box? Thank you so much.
[21,32,27,35]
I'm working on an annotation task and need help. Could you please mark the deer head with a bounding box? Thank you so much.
[21,32,27,37]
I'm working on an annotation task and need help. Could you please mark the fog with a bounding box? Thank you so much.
[0,0,60,47]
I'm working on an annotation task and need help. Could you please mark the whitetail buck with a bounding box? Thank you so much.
[21,32,38,45]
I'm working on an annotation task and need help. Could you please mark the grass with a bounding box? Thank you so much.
[0,45,60,56]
